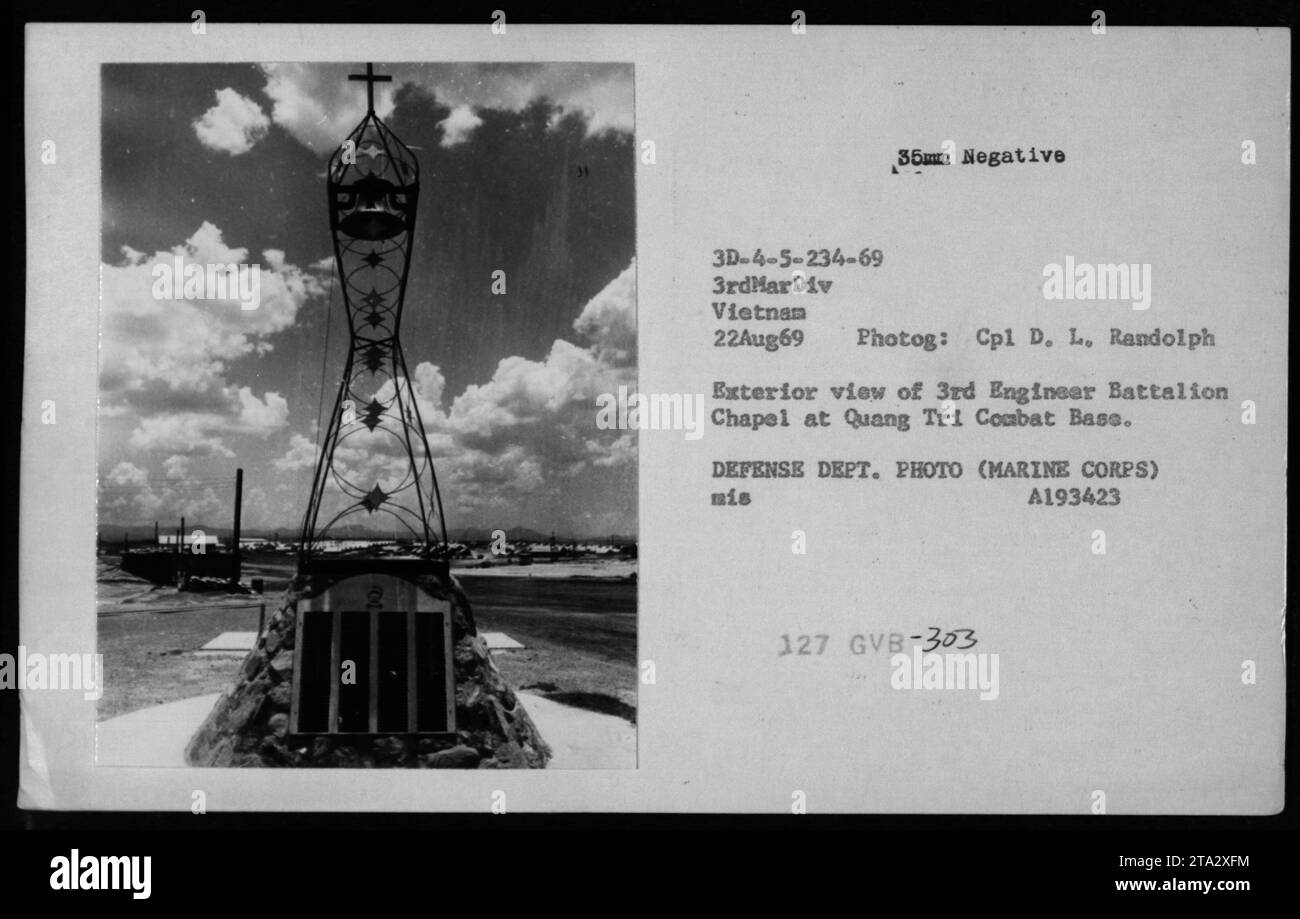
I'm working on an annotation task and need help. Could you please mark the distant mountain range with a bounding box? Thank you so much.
[98,523,636,545]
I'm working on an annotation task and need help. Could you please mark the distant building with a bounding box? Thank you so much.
[157,534,223,548]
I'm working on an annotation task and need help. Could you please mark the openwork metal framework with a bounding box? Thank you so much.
[300,65,449,559]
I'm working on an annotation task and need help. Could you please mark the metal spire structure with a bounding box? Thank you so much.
[188,63,550,768]
[300,63,449,563]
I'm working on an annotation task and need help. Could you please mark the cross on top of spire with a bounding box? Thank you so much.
[348,63,392,113]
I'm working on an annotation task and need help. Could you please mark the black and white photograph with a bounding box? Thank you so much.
[93,61,637,768]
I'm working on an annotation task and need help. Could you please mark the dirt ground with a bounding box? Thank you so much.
[96,558,637,722]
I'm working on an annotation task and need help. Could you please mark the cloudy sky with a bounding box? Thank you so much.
[99,62,636,538]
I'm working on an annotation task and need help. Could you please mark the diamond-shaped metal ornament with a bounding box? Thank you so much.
[361,485,388,512]
[362,399,385,430]
[362,342,386,372]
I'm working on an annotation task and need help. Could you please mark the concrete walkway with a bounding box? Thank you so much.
[513,693,636,769]
[96,693,219,767]
[95,691,634,769]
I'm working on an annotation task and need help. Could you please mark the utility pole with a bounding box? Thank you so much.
[231,468,244,587]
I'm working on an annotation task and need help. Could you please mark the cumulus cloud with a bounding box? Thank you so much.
[438,105,483,147]
[572,260,636,365]
[273,433,319,472]
[101,222,322,456]
[259,63,632,154]
[128,415,232,457]
[434,261,635,447]
[562,74,636,135]
[162,454,191,479]
[418,261,637,514]
[234,387,290,430]
[123,390,288,457]
[241,487,273,528]
[592,431,635,468]
[106,461,148,487]
[274,258,637,524]
[193,88,271,155]
[414,63,633,138]
[260,63,395,154]
[98,460,228,525]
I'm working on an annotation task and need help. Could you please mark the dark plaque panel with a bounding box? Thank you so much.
[292,587,453,737]
[296,609,332,733]
[415,611,450,733]
[337,610,370,732]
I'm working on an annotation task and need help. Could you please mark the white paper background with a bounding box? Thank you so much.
[22,23,1287,813]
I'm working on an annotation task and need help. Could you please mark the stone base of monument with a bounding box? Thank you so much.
[185,561,550,768]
